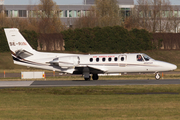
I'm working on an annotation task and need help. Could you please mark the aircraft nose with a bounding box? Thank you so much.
[171,64,177,70]
[168,63,177,71]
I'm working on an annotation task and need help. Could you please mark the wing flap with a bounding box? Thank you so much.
[74,66,107,74]
[88,66,107,74]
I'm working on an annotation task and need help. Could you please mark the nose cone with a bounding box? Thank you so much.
[155,61,177,71]
[169,64,177,71]
[163,62,177,71]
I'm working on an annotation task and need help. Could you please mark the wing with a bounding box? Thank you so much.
[74,66,107,74]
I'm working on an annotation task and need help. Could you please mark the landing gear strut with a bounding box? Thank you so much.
[155,72,161,80]
[83,67,91,81]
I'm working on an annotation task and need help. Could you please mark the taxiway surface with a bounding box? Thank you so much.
[0,79,180,88]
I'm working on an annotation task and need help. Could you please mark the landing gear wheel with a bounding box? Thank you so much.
[92,74,99,80]
[84,76,91,81]
[155,73,161,80]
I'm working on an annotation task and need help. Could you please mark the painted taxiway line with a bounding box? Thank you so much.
[0,81,33,87]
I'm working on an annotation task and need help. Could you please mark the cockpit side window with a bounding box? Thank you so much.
[137,55,143,61]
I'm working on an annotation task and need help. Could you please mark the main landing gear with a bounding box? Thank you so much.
[92,74,99,80]
[83,67,99,81]
[155,72,161,80]
[84,74,99,81]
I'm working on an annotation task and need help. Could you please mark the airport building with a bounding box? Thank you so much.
[0,0,134,27]
[1,0,180,32]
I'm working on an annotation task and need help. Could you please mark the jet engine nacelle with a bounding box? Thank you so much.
[50,56,80,68]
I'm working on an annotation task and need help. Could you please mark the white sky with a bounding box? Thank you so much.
[3,0,83,5]
[3,0,180,5]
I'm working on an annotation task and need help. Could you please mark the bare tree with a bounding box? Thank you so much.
[125,0,177,33]
[170,7,180,33]
[34,0,64,33]
[74,0,123,28]
[0,6,5,27]
[95,0,122,27]
[74,6,98,28]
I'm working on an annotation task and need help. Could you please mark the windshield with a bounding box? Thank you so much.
[142,54,153,61]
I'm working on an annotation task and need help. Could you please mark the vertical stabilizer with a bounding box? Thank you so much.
[4,28,34,54]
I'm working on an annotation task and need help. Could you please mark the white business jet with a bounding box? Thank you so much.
[4,28,177,80]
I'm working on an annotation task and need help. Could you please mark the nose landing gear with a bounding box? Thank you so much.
[155,72,161,80]
[84,76,91,81]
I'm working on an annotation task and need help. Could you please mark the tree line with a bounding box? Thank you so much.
[1,26,180,53]
[61,26,153,53]
[0,26,154,53]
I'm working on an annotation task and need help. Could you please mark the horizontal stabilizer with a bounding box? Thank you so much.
[15,49,33,59]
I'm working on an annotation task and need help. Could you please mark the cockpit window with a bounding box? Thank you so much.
[142,54,153,61]
[137,55,143,61]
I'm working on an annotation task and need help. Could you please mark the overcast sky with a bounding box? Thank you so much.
[3,0,83,5]
[3,0,180,5]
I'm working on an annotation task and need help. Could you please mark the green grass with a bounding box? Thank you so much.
[0,85,180,120]
[0,52,27,69]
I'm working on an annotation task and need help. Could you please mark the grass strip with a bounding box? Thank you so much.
[0,85,180,120]
[1,85,180,95]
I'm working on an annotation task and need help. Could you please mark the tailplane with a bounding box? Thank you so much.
[4,28,35,59]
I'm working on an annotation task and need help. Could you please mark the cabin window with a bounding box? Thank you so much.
[90,58,93,62]
[121,57,124,61]
[114,57,118,61]
[102,58,106,62]
[108,57,112,62]
[96,58,99,62]
[137,55,143,61]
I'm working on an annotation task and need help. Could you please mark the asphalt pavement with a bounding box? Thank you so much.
[0,79,180,88]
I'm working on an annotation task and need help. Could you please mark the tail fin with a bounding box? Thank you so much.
[4,28,35,58]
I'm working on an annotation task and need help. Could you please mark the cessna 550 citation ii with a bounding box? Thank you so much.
[4,28,177,80]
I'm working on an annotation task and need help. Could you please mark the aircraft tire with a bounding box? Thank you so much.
[92,74,99,80]
[84,76,91,81]
[155,73,161,80]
